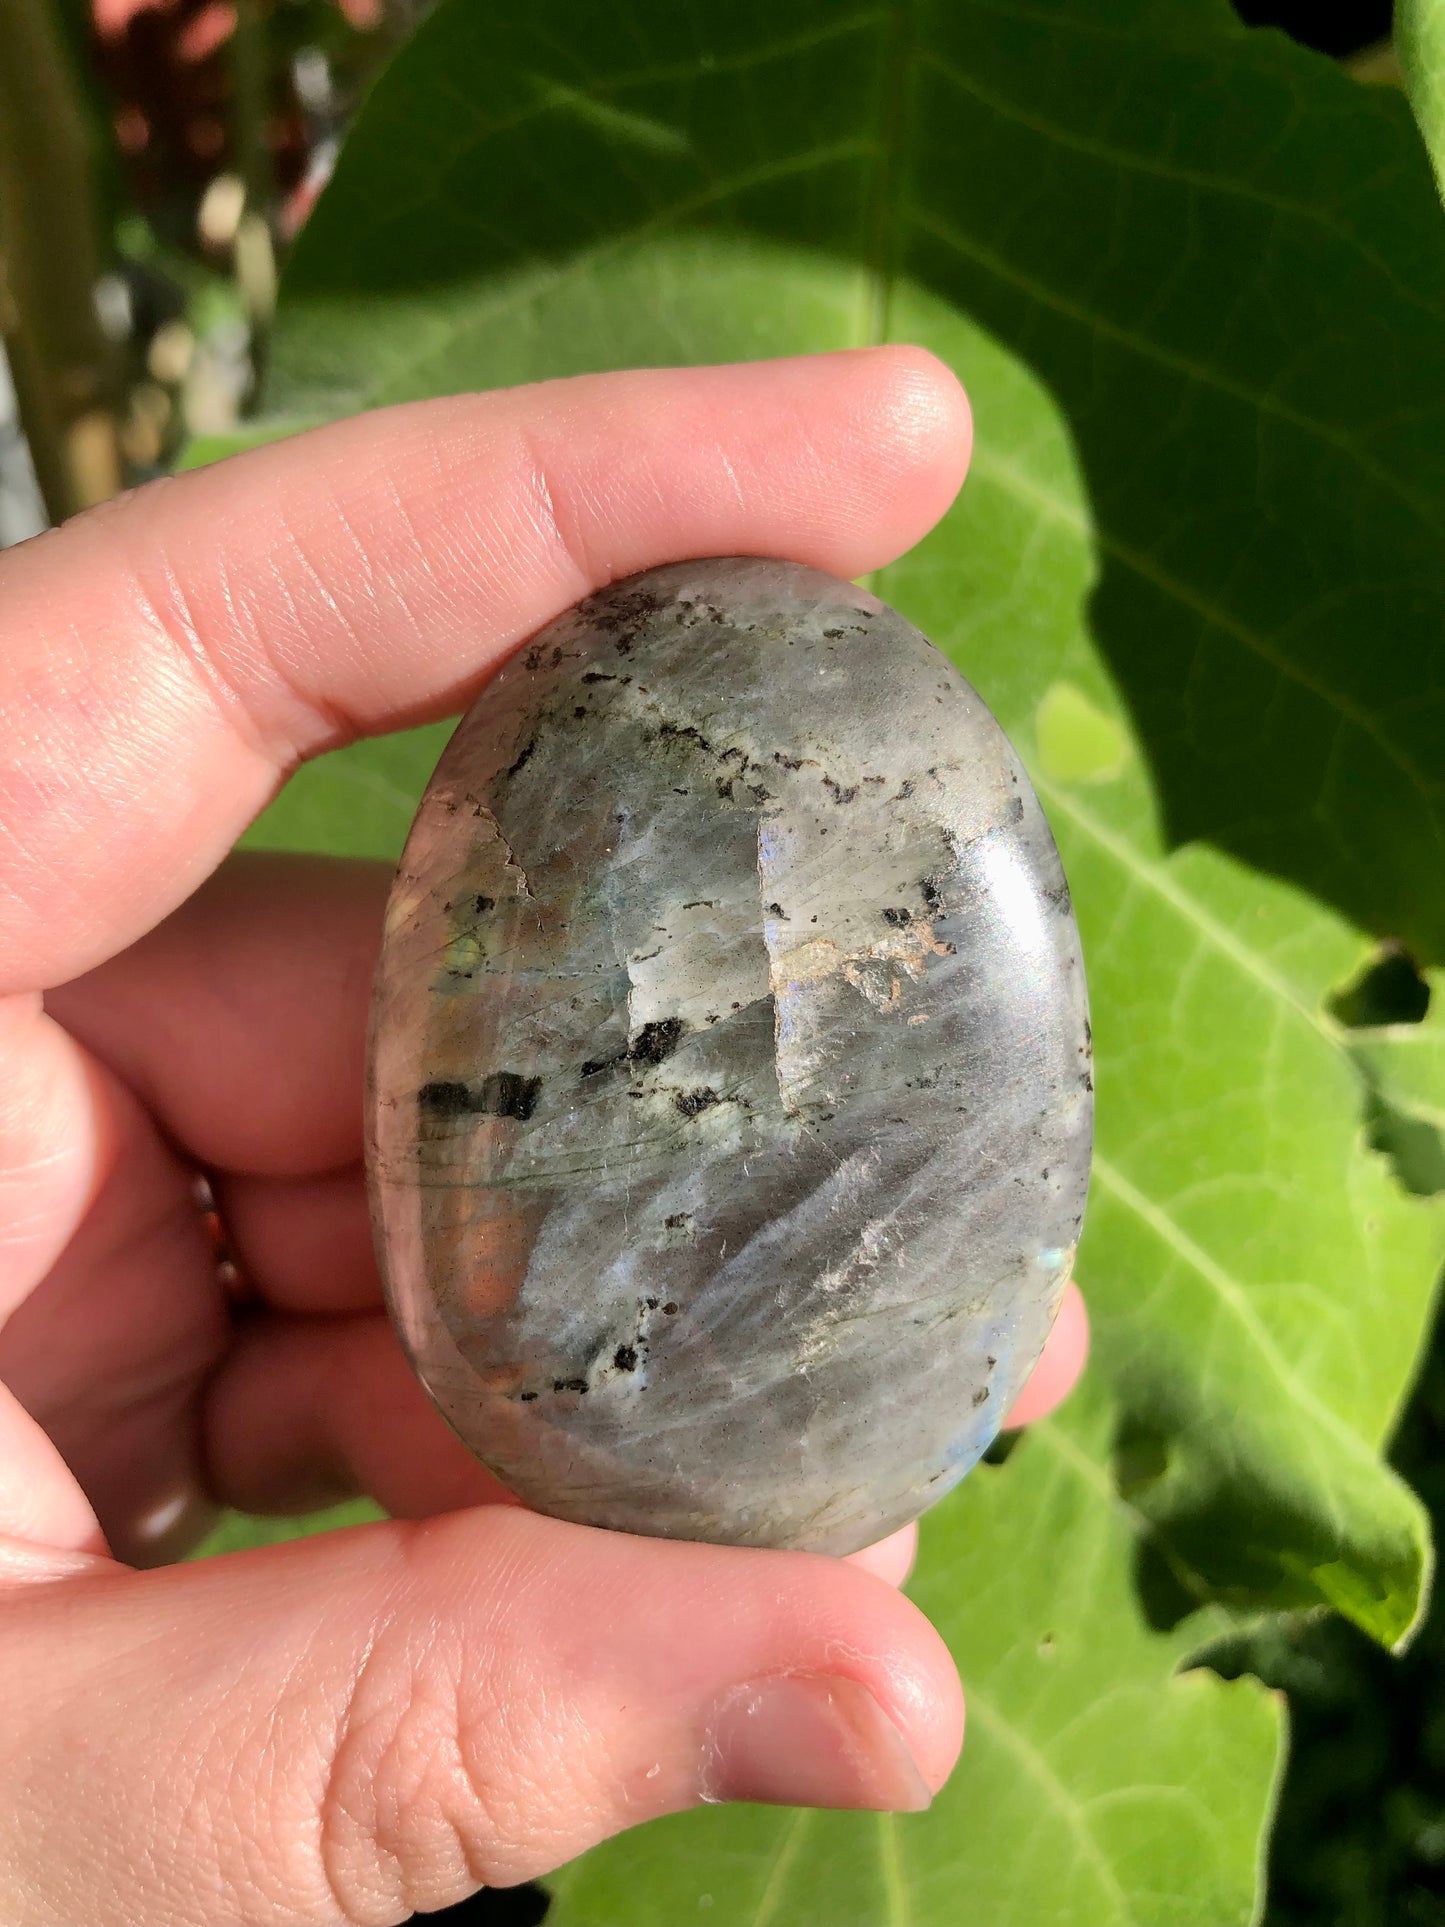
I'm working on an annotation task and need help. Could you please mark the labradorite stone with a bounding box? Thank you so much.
[367,558,1092,1554]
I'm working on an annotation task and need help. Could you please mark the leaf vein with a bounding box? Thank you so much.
[963,1686,1136,1923]
[750,1808,813,1927]
[919,46,1440,319]
[911,205,1445,538]
[1091,1152,1376,1479]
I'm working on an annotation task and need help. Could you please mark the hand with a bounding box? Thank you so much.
[0,350,1088,1927]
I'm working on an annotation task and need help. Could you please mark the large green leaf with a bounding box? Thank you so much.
[208,0,1445,1916]
[260,0,1445,1637]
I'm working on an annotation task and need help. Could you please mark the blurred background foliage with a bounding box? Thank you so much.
[0,0,418,536]
[3,0,1444,1923]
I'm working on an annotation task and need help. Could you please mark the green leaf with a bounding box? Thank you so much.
[256,0,1445,1635]
[1400,0,1445,204]
[236,721,454,858]
[207,0,1445,1914]
[188,1497,385,1559]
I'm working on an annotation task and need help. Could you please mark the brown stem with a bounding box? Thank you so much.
[0,0,122,525]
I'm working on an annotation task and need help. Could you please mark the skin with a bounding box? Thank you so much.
[0,349,1088,1927]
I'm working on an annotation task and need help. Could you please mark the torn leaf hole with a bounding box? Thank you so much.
[1329,941,1429,1029]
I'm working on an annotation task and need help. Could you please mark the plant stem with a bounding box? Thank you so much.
[230,0,272,214]
[0,0,121,524]
[229,0,275,411]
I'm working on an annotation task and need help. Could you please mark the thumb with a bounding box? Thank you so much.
[0,1506,962,1926]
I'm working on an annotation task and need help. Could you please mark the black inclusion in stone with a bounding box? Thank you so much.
[674,1086,720,1119]
[416,1079,472,1117]
[478,1071,542,1120]
[418,1072,542,1121]
[629,1016,686,1063]
[580,1017,688,1082]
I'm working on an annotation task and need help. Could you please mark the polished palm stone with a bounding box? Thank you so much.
[367,558,1092,1554]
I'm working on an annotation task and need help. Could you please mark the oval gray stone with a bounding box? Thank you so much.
[367,558,1092,1554]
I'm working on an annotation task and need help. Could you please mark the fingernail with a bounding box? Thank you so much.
[701,1674,933,1812]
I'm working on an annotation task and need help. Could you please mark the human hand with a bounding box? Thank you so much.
[0,350,1087,1926]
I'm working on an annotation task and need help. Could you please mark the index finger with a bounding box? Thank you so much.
[0,349,970,995]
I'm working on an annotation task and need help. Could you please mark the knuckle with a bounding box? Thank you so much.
[314,1605,586,1921]
[509,421,602,600]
